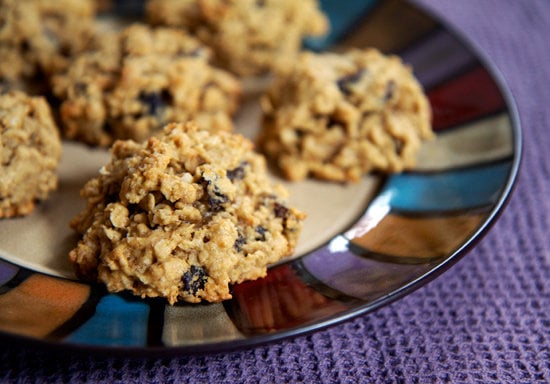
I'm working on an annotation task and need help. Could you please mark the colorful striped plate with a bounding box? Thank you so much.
[0,0,521,355]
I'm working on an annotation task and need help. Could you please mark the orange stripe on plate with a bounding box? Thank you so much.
[0,274,90,338]
[336,0,438,53]
[350,212,487,263]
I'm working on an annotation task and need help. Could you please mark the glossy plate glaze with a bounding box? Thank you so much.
[0,0,521,355]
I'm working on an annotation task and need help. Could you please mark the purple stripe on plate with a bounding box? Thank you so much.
[0,259,19,286]
[401,29,477,89]
[301,240,432,301]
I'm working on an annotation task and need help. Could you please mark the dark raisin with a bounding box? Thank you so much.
[138,90,171,117]
[227,161,248,181]
[126,203,140,215]
[327,116,345,129]
[207,186,228,211]
[182,265,208,295]
[337,69,366,95]
[295,129,307,138]
[256,0,266,6]
[201,173,230,212]
[255,226,267,241]
[74,82,88,96]
[384,80,396,101]
[273,203,289,218]
[20,40,31,53]
[0,80,12,94]
[234,233,247,252]
[105,183,121,203]
[58,43,72,58]
[105,192,119,205]
[394,138,404,155]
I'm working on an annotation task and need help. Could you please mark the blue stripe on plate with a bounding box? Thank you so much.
[381,160,513,213]
[66,294,150,346]
[305,0,379,51]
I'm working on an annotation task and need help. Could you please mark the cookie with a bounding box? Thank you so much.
[0,91,62,218]
[51,23,241,147]
[146,0,329,76]
[0,0,97,90]
[259,49,433,182]
[69,122,305,304]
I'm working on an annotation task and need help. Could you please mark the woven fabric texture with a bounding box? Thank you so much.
[1,1,549,383]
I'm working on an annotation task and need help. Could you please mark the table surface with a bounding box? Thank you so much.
[1,1,549,383]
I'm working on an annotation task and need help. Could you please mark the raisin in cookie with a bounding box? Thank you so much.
[146,0,329,76]
[51,24,241,147]
[0,0,96,91]
[69,122,305,304]
[259,48,433,182]
[0,91,62,217]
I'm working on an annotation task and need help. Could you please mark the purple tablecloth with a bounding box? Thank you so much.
[1,1,549,382]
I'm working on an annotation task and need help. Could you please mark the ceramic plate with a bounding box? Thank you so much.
[0,0,521,356]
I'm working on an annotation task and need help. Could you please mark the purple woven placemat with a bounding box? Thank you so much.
[1,1,549,383]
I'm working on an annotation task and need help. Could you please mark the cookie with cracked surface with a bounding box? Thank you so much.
[51,23,241,147]
[0,0,96,90]
[146,0,329,76]
[259,48,434,182]
[69,122,305,304]
[0,91,62,218]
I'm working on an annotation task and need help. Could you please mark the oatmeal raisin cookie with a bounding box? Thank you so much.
[0,0,96,90]
[146,0,329,76]
[51,24,241,147]
[0,91,62,217]
[259,48,433,182]
[69,122,305,304]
